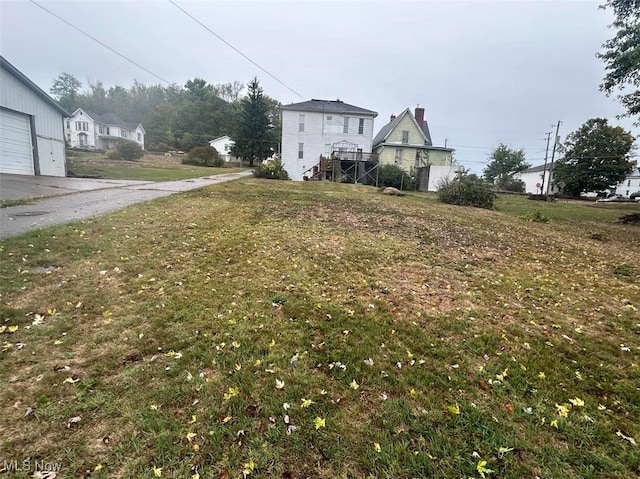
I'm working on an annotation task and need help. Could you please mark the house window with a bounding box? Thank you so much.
[358,118,365,135]
[298,143,304,159]
[78,133,87,146]
[98,125,104,134]
[402,131,409,144]
[138,132,142,142]
[66,120,70,129]
[628,180,631,186]
[106,127,110,135]
[299,114,305,132]
[395,148,402,164]
[415,150,421,167]
[343,117,349,134]
[325,144,332,156]
[75,121,88,131]
[326,115,332,121]
[357,148,363,160]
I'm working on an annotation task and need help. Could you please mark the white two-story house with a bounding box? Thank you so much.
[65,108,145,150]
[280,99,377,181]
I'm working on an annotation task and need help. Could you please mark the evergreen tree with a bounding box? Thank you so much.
[231,78,275,167]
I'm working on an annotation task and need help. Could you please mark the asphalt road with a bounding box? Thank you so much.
[0,171,253,239]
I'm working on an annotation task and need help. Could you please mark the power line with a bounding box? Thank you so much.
[29,0,172,85]
[168,0,305,100]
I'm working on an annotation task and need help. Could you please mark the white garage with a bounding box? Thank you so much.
[0,108,35,175]
[0,56,69,177]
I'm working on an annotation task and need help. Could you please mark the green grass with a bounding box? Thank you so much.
[67,151,247,181]
[0,198,33,208]
[1,183,638,478]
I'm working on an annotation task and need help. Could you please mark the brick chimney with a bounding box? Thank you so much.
[390,114,396,122]
[414,107,425,128]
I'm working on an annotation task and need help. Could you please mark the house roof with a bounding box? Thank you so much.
[372,108,438,148]
[281,99,377,117]
[521,163,556,173]
[73,108,143,131]
[1,56,70,116]
[209,135,232,143]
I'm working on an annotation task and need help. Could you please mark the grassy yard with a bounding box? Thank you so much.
[0,181,638,478]
[67,151,246,181]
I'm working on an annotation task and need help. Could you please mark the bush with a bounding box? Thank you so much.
[106,149,119,160]
[117,140,144,161]
[183,146,223,167]
[497,177,526,193]
[519,210,551,223]
[253,159,289,180]
[437,173,497,209]
[378,164,415,190]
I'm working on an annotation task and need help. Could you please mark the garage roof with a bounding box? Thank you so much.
[1,56,70,117]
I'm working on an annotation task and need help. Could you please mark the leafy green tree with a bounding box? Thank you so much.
[231,78,275,167]
[597,0,640,123]
[553,118,635,196]
[50,73,81,111]
[483,143,530,190]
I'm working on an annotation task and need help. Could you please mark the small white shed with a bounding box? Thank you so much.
[0,56,70,177]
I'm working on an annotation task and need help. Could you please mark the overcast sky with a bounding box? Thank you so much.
[1,0,637,172]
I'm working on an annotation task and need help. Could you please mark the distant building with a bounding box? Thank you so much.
[1,56,69,177]
[280,99,378,181]
[614,167,640,197]
[515,163,561,195]
[372,107,459,191]
[65,108,145,150]
[209,135,235,162]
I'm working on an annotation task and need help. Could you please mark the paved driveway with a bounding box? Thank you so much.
[0,171,252,239]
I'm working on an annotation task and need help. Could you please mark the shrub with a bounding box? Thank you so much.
[253,159,289,180]
[437,173,497,209]
[183,146,223,167]
[378,164,415,190]
[519,210,551,223]
[497,177,526,193]
[106,149,119,160]
[114,140,144,161]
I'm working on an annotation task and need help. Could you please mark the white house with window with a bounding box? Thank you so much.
[65,109,145,150]
[614,167,640,197]
[208,135,235,162]
[280,99,378,181]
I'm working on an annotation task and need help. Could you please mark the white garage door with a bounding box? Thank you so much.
[0,108,34,175]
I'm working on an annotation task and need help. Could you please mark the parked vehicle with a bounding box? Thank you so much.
[596,194,627,203]
[629,191,640,200]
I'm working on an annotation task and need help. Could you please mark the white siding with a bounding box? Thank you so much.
[281,109,376,181]
[515,169,560,195]
[614,169,640,197]
[428,165,464,192]
[209,136,235,161]
[0,67,66,177]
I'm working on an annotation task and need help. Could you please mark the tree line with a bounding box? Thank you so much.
[50,73,281,154]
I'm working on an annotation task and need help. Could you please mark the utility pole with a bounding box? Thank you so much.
[546,120,562,195]
[540,131,552,195]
